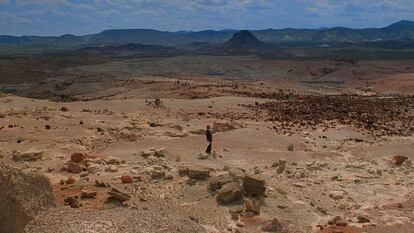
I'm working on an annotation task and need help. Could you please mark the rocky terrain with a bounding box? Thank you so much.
[0,54,413,233]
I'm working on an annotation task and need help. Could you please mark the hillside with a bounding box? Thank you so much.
[1,20,414,48]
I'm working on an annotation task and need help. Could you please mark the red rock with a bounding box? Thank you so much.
[393,155,408,166]
[67,162,82,174]
[66,177,75,185]
[71,152,84,163]
[121,175,133,184]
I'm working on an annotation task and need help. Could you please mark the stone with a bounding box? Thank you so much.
[154,148,166,157]
[95,179,111,187]
[0,165,56,233]
[105,165,118,172]
[198,153,209,160]
[392,155,408,166]
[104,156,121,165]
[188,165,210,179]
[12,149,43,162]
[261,218,283,232]
[87,164,102,174]
[81,190,97,199]
[121,175,133,183]
[108,187,131,202]
[243,175,266,196]
[67,162,83,174]
[357,215,370,223]
[329,190,345,200]
[70,152,84,163]
[141,150,156,158]
[209,174,234,191]
[216,182,243,204]
[65,177,75,185]
[151,170,166,179]
[64,196,80,208]
[60,106,69,111]
[228,167,246,179]
[244,198,260,215]
[328,216,347,226]
[178,166,189,177]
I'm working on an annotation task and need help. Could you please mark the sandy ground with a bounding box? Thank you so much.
[0,56,414,233]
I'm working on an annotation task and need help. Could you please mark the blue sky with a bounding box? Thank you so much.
[1,0,414,36]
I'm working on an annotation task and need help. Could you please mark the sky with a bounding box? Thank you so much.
[1,0,414,36]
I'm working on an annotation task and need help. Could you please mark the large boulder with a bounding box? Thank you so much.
[243,175,266,196]
[187,165,210,180]
[0,165,56,233]
[209,173,235,192]
[12,149,43,162]
[217,182,243,204]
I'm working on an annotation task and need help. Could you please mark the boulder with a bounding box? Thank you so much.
[188,165,210,179]
[217,182,243,204]
[67,162,83,174]
[209,173,235,192]
[108,187,131,202]
[81,191,97,199]
[244,198,260,214]
[228,167,246,180]
[12,149,43,162]
[121,175,133,184]
[151,170,166,179]
[64,196,80,208]
[261,218,283,232]
[392,155,408,166]
[178,166,189,177]
[243,175,266,196]
[104,156,121,165]
[154,148,166,157]
[0,165,55,233]
[198,153,210,160]
[70,152,84,163]
[328,216,347,226]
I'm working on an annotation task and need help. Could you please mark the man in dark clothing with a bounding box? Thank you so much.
[205,125,212,154]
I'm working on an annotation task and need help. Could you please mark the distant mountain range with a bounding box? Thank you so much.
[1,20,414,47]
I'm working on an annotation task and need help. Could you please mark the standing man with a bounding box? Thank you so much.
[205,125,213,154]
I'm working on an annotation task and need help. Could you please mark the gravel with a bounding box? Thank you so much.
[24,207,206,233]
